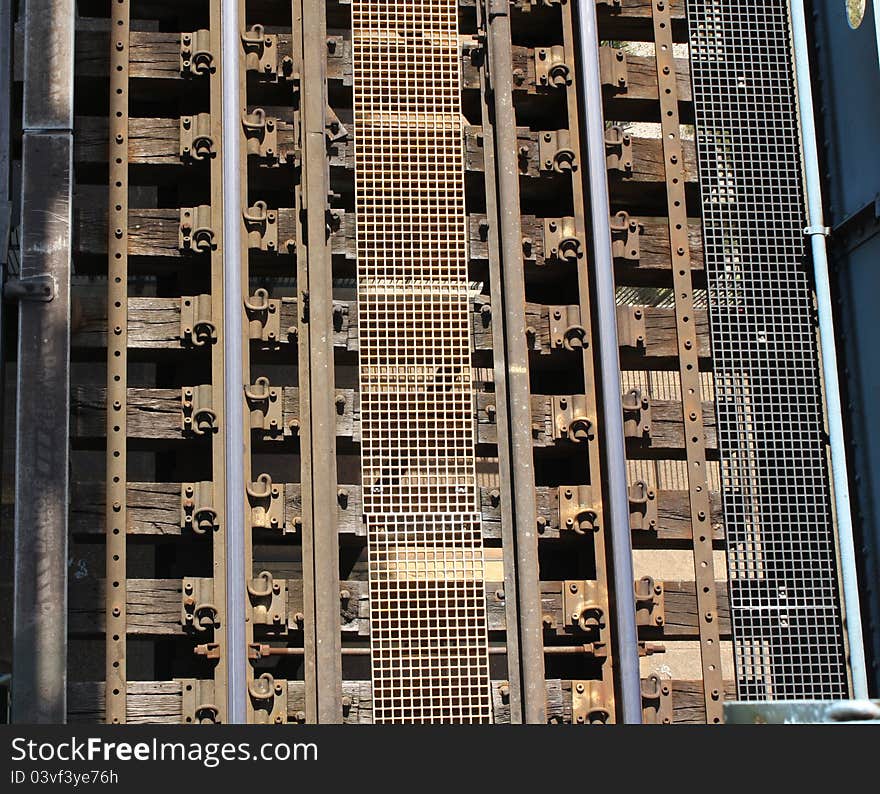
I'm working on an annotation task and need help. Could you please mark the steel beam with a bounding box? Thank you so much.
[12,0,75,724]
[476,0,523,724]
[222,0,248,724]
[573,0,641,724]
[483,0,546,724]
[301,0,342,723]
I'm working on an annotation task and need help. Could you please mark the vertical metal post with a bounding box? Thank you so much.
[301,0,342,723]
[12,0,74,723]
[475,0,524,724]
[291,0,318,723]
[652,0,723,723]
[791,0,868,699]
[572,0,641,724]
[0,0,13,603]
[483,0,546,724]
[222,0,248,724]
[0,0,11,256]
[105,0,130,725]
[208,0,230,723]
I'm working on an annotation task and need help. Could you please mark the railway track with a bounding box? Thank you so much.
[5,0,856,723]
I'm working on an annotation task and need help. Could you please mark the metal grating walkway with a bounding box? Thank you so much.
[687,0,849,699]
[352,0,492,723]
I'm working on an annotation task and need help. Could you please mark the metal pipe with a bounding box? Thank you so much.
[257,645,651,657]
[484,0,546,724]
[221,0,247,723]
[791,0,868,699]
[573,0,642,723]
[476,0,523,724]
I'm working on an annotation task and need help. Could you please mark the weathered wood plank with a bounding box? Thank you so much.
[670,680,738,724]
[69,481,717,542]
[72,294,489,354]
[73,195,700,276]
[67,678,731,724]
[73,202,349,260]
[71,386,358,441]
[15,28,182,81]
[533,486,724,542]
[539,580,730,640]
[70,386,713,451]
[522,301,710,359]
[71,481,364,539]
[51,31,689,110]
[73,116,696,186]
[71,292,707,362]
[595,0,690,42]
[468,214,704,273]
[70,579,182,636]
[528,395,717,451]
[69,577,723,640]
[68,681,183,724]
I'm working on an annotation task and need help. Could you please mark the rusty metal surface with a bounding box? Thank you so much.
[291,0,319,724]
[560,0,616,722]
[104,0,129,725]
[481,0,542,724]
[652,0,723,723]
[209,0,230,723]
[352,0,491,723]
[301,0,343,723]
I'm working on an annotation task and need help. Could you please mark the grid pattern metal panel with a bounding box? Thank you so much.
[352,0,492,723]
[687,0,849,699]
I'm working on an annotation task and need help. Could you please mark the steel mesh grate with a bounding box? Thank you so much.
[352,0,492,723]
[687,0,848,699]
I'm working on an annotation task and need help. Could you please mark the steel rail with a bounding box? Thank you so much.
[222,0,247,724]
[561,0,617,722]
[301,0,343,723]
[476,0,524,724]
[208,0,230,722]
[291,0,319,723]
[483,0,546,725]
[572,0,641,724]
